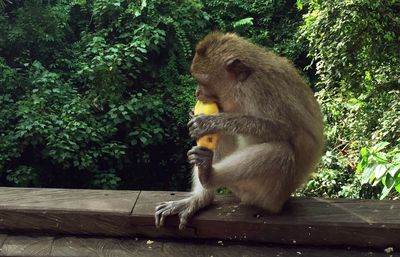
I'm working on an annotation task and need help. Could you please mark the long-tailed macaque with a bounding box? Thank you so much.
[155,32,324,230]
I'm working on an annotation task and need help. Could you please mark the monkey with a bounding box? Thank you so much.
[155,32,324,230]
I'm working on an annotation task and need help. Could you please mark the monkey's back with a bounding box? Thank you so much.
[218,33,325,178]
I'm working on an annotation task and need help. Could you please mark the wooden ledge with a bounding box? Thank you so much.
[0,187,398,248]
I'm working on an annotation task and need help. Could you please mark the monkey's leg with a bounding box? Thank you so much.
[207,142,296,213]
[155,169,214,230]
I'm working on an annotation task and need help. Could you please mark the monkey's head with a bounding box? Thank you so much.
[190,32,253,106]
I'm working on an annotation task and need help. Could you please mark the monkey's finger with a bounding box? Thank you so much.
[188,131,201,141]
[187,114,206,127]
[187,116,195,127]
[155,211,162,228]
[178,214,188,230]
[188,126,199,137]
[155,203,171,227]
[187,147,213,157]
[187,151,209,161]
[179,222,186,230]
[188,154,207,165]
[189,155,213,165]
[159,211,169,227]
[155,208,171,228]
[178,208,194,230]
[188,156,207,168]
[189,128,205,138]
[188,145,211,153]
[155,202,168,211]
[189,111,194,118]
[188,156,197,165]
[187,121,198,131]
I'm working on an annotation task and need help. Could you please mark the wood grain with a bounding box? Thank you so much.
[192,196,400,247]
[51,236,163,257]
[0,188,139,236]
[4,235,392,257]
[0,236,53,256]
[0,188,138,213]
[130,192,400,247]
[0,234,395,257]
[0,235,7,252]
[0,188,398,248]
[162,240,394,257]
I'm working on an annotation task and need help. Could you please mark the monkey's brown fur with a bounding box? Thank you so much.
[155,32,324,229]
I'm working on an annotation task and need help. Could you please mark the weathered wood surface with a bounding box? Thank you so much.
[0,234,395,257]
[0,236,53,256]
[0,187,399,248]
[0,188,139,236]
[132,191,400,248]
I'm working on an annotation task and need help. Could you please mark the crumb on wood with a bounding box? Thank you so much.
[384,247,394,254]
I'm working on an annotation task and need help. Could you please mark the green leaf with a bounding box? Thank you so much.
[387,166,400,177]
[380,184,393,200]
[382,174,396,187]
[372,142,389,152]
[139,136,148,144]
[395,184,400,193]
[361,165,376,184]
[374,164,387,180]
[360,147,368,157]
[296,0,303,10]
[233,17,254,28]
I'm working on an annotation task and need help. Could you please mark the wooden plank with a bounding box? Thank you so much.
[10,235,394,257]
[0,235,53,256]
[193,196,400,247]
[162,240,394,257]
[0,188,138,213]
[0,188,398,248]
[0,235,7,248]
[0,188,139,236]
[51,236,163,257]
[131,191,400,247]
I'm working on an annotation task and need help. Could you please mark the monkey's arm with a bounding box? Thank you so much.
[188,113,293,142]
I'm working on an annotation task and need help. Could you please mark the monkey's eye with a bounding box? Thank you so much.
[196,45,207,56]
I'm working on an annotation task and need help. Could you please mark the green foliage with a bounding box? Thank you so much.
[301,0,400,91]
[357,143,400,200]
[204,0,308,63]
[233,17,254,29]
[300,0,400,198]
[298,151,360,198]
[0,0,209,189]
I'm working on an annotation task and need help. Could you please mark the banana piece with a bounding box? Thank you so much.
[193,101,219,150]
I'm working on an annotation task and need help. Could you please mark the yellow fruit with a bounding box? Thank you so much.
[193,101,219,150]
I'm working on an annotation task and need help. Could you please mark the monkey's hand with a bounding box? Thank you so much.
[188,114,217,140]
[155,196,211,230]
[188,146,213,188]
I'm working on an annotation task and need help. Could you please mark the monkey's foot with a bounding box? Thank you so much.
[155,197,207,230]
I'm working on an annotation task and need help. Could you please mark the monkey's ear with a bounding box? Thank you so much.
[225,58,253,81]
